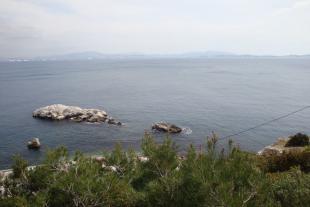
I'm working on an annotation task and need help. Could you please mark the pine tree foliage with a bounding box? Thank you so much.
[0,133,309,206]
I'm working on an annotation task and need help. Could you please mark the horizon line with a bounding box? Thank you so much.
[2,50,310,61]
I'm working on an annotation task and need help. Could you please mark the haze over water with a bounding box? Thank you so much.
[0,58,309,169]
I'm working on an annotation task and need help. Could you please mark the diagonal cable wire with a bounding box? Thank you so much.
[218,105,310,142]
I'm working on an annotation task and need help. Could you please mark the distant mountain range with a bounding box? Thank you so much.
[4,51,310,62]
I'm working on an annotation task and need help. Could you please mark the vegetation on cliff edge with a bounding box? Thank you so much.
[0,133,309,207]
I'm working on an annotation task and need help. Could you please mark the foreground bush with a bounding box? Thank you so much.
[0,133,309,206]
[258,150,310,173]
[285,133,309,147]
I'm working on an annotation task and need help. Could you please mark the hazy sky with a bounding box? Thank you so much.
[0,0,310,58]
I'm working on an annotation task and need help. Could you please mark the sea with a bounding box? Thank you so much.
[0,58,309,169]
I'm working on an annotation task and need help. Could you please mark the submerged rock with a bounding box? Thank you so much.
[107,118,122,126]
[152,122,182,133]
[33,104,121,125]
[27,138,41,149]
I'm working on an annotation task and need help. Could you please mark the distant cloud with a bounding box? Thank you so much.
[0,0,309,58]
[25,0,76,15]
[273,0,310,15]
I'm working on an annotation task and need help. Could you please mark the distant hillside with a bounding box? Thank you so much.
[3,51,310,62]
[34,52,149,61]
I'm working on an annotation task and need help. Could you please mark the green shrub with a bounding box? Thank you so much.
[11,155,28,179]
[1,134,310,206]
[43,146,68,167]
[259,150,310,173]
[27,166,52,191]
[48,186,74,207]
[285,133,309,147]
[0,196,28,207]
[267,168,310,207]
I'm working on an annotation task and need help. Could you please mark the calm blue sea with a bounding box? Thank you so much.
[0,58,309,168]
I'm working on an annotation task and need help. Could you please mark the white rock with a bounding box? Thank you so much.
[257,146,283,156]
[94,156,106,164]
[68,160,77,165]
[137,156,149,163]
[0,170,13,182]
[33,104,119,125]
[0,186,5,196]
[106,166,117,172]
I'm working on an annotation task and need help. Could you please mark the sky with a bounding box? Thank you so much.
[0,0,310,58]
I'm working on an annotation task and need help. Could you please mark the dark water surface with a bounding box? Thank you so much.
[0,58,309,168]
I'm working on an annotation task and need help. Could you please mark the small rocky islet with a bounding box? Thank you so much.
[27,138,41,149]
[32,104,185,132]
[32,104,121,125]
[30,104,185,149]
[151,122,183,133]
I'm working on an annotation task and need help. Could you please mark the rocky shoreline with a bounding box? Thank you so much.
[257,133,309,156]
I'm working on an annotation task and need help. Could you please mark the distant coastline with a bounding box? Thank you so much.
[2,51,310,62]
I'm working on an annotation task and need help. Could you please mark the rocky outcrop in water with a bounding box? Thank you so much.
[27,138,41,149]
[33,104,121,125]
[152,122,182,133]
